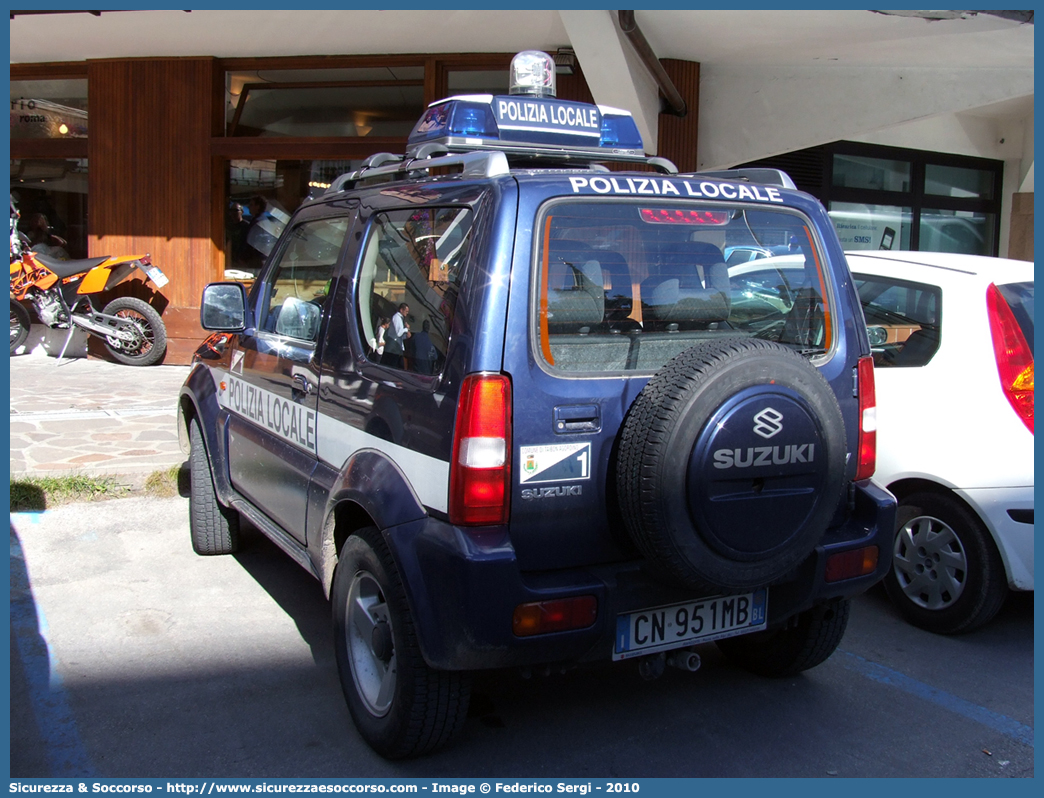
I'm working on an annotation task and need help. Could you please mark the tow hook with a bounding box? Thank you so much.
[637,649,702,680]
[667,649,702,672]
[638,652,666,680]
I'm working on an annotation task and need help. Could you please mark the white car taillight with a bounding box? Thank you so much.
[986,282,1034,433]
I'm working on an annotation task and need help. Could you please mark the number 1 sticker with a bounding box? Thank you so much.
[519,443,591,484]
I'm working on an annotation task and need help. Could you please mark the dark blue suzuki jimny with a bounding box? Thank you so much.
[179,51,896,758]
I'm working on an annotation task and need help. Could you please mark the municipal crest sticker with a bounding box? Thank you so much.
[518,443,591,484]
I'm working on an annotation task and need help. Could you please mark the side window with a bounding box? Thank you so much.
[258,217,350,343]
[855,275,941,367]
[356,207,473,374]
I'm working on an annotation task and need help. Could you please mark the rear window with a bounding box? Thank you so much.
[996,281,1033,355]
[533,199,834,373]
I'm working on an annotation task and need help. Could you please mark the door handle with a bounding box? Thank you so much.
[291,374,312,396]
[554,404,600,433]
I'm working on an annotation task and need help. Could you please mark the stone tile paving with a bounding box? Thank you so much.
[9,354,192,477]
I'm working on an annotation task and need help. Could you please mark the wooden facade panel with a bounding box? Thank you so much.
[657,59,699,173]
[87,58,221,310]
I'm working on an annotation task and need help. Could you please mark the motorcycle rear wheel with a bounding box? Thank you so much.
[10,299,30,355]
[102,297,167,366]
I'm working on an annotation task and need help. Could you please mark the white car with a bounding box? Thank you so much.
[846,251,1034,634]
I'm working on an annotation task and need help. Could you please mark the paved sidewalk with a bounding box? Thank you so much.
[9,353,191,478]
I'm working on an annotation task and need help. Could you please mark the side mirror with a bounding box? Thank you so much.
[201,282,248,331]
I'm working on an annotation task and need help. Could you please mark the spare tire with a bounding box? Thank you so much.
[617,337,847,593]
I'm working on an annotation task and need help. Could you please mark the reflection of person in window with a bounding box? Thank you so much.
[24,213,69,260]
[409,319,436,375]
[380,303,411,369]
[370,317,389,360]
[226,202,255,273]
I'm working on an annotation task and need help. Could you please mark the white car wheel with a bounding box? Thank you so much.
[884,492,1008,634]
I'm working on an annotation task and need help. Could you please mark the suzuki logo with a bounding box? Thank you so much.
[753,407,784,439]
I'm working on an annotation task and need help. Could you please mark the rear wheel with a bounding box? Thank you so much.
[188,417,239,555]
[716,599,850,677]
[883,492,1007,634]
[10,299,30,355]
[102,296,167,366]
[333,527,470,758]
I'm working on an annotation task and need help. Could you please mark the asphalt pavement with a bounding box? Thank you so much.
[9,351,190,478]
[10,497,1034,778]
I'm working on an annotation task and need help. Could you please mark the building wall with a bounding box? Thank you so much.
[87,58,225,363]
[1008,193,1034,262]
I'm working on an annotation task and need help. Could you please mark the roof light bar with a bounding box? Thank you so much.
[406,53,646,162]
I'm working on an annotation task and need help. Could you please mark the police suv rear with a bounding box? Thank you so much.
[179,51,896,758]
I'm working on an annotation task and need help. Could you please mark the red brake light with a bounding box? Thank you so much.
[449,373,512,526]
[855,355,877,481]
[639,208,730,225]
[986,283,1033,433]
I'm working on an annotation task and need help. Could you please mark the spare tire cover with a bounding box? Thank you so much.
[617,337,847,592]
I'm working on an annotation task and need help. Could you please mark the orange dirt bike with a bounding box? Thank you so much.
[10,209,169,366]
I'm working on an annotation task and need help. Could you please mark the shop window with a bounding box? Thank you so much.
[743,143,1003,256]
[226,159,360,279]
[447,69,510,95]
[10,159,89,260]
[226,67,424,137]
[925,164,995,200]
[10,79,87,139]
[827,147,1001,255]
[832,154,910,192]
[829,202,912,252]
[919,209,995,255]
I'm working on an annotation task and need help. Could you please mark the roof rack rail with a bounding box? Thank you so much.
[691,168,797,190]
[326,150,511,194]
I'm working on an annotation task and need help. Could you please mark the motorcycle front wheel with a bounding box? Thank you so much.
[10,299,30,355]
[102,297,167,366]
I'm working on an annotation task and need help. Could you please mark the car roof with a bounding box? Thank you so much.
[845,250,1034,286]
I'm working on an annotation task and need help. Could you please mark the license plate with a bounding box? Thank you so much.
[144,265,169,289]
[613,589,768,660]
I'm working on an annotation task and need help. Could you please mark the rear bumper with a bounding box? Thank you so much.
[387,479,896,671]
[957,485,1034,591]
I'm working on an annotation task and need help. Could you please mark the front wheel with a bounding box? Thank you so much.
[10,299,30,355]
[188,417,239,555]
[332,528,471,758]
[101,296,167,366]
[716,599,850,677]
[883,492,1007,634]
